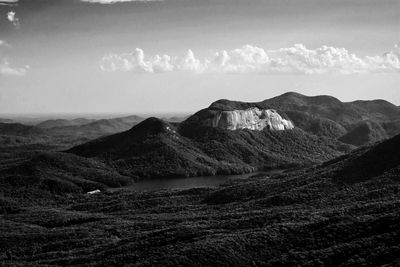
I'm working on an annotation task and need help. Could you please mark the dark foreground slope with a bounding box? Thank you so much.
[69,117,349,179]
[0,152,132,199]
[1,134,400,266]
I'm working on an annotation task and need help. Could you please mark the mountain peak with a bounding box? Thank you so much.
[278,91,306,98]
[129,117,166,130]
[208,99,255,111]
[270,92,343,106]
[68,117,175,159]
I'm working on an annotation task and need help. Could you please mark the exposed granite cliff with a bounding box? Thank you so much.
[180,99,296,134]
[209,108,294,131]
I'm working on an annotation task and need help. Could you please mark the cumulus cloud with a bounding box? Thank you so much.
[0,41,28,76]
[100,44,400,75]
[80,0,162,4]
[7,11,20,28]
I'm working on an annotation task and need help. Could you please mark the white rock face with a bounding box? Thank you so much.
[210,108,294,131]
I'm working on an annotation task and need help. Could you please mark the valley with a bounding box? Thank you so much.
[1,92,400,266]
[2,0,398,265]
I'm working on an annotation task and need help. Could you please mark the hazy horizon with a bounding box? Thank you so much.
[0,90,399,118]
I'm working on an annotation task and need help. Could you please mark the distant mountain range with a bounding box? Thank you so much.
[0,122,45,136]
[36,118,97,129]
[0,115,144,146]
[1,111,400,266]
[69,117,349,179]
[65,92,399,180]
[1,92,400,182]
[264,92,400,144]
[0,119,15,124]
[1,92,399,147]
[0,122,49,146]
[44,115,145,141]
[0,114,191,147]
[205,128,400,206]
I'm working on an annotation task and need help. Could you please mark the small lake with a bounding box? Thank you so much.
[111,170,282,192]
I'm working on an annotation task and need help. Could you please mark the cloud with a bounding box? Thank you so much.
[7,11,20,28]
[0,41,28,76]
[80,0,162,4]
[0,0,18,6]
[0,59,27,76]
[100,44,400,75]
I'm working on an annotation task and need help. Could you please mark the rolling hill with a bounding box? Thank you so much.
[0,151,132,198]
[1,93,400,266]
[68,112,351,180]
[336,133,400,182]
[0,115,145,147]
[183,92,400,147]
[66,92,400,181]
[262,92,400,145]
[0,122,45,136]
[1,131,400,266]
[3,92,398,149]
[338,120,388,146]
[67,91,400,180]
[0,122,49,146]
[46,115,145,140]
[36,118,96,129]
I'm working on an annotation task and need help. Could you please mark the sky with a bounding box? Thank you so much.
[0,0,399,114]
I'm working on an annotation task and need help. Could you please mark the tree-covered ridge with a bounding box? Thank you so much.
[1,133,400,266]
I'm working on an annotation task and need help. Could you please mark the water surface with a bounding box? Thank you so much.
[112,171,282,192]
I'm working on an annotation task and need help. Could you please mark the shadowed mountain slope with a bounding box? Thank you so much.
[266,92,400,121]
[270,93,400,142]
[69,113,350,179]
[65,93,398,180]
[1,134,400,266]
[338,120,388,146]
[68,118,244,178]
[187,92,400,147]
[72,92,400,180]
[336,133,400,182]
[0,152,132,196]
[184,92,399,135]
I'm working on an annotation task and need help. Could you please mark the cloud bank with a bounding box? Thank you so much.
[100,44,400,75]
[0,41,28,76]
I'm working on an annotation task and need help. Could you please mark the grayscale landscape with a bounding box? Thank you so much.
[0,0,399,266]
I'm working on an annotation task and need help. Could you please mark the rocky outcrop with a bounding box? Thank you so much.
[209,108,294,131]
